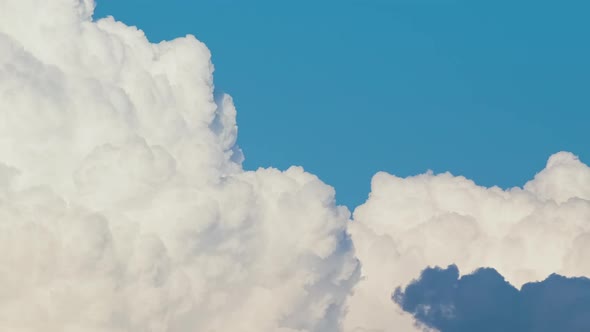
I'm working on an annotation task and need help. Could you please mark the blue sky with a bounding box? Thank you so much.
[95,0,590,208]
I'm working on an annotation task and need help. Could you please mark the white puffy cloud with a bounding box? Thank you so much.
[344,151,590,332]
[0,1,359,331]
[3,1,590,332]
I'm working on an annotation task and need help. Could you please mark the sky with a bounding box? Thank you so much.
[95,0,590,208]
[2,1,590,331]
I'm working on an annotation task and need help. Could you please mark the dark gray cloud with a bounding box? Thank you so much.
[393,265,590,332]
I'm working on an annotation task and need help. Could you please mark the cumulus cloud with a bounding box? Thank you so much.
[0,0,359,331]
[3,1,590,332]
[394,265,590,332]
[344,151,590,332]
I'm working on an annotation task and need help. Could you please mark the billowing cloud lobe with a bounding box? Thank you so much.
[0,1,359,331]
[345,152,590,331]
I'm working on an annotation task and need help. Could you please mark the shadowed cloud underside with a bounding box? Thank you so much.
[394,265,590,332]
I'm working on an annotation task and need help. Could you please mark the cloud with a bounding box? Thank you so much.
[344,151,590,331]
[3,1,590,332]
[0,0,359,331]
[394,265,590,332]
